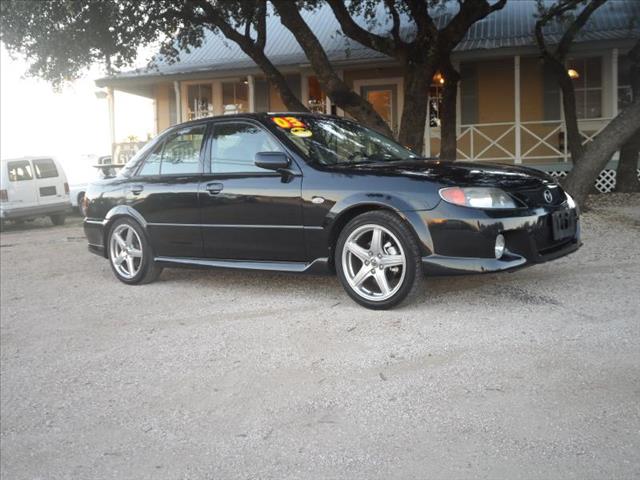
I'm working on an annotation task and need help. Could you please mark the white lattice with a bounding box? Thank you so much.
[545,169,640,193]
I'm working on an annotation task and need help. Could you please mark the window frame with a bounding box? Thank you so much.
[205,119,288,176]
[7,160,34,182]
[133,122,207,178]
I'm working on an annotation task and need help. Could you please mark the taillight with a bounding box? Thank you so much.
[64,182,69,194]
[0,189,7,201]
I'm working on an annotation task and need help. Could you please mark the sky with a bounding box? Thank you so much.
[0,45,155,184]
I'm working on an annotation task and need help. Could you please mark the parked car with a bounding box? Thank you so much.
[83,113,581,309]
[1,156,71,226]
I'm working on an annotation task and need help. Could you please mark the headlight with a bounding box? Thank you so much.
[565,191,576,209]
[439,187,519,209]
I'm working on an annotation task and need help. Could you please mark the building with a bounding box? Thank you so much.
[96,0,639,191]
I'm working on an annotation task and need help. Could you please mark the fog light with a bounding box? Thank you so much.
[495,234,505,259]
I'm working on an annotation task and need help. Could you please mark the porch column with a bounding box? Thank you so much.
[454,60,461,137]
[301,73,309,109]
[612,48,619,116]
[514,56,522,164]
[247,75,255,113]
[173,81,182,123]
[107,87,115,151]
[424,99,431,157]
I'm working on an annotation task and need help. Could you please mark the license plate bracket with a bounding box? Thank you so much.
[552,209,576,240]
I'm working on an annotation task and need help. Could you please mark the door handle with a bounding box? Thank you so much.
[130,184,144,195]
[206,182,224,195]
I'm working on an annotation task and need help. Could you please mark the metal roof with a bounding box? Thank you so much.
[100,0,640,84]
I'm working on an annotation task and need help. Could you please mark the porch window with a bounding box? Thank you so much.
[618,56,634,111]
[222,80,248,114]
[187,84,213,120]
[567,57,602,119]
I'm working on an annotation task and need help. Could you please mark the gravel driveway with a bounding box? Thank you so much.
[1,195,639,480]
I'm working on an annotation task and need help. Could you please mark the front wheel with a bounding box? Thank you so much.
[335,211,423,310]
[108,218,162,285]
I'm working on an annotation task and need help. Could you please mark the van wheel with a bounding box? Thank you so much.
[108,218,162,285]
[335,211,423,310]
[50,214,65,226]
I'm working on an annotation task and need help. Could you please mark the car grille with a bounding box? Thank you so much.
[510,184,566,208]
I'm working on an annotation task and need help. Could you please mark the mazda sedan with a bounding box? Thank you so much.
[83,113,581,309]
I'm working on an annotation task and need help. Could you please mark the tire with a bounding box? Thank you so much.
[50,214,66,226]
[107,217,162,285]
[335,210,423,310]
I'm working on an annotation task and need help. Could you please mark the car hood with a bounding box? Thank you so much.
[331,159,554,189]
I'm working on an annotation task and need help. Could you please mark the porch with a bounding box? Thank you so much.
[109,47,636,191]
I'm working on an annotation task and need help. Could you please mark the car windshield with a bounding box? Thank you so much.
[270,115,418,166]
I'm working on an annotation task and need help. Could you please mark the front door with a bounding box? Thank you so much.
[127,124,206,258]
[361,84,398,136]
[199,120,305,261]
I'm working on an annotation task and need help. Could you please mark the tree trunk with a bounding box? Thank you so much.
[563,100,640,207]
[546,57,585,163]
[192,0,307,113]
[615,128,640,192]
[272,0,392,137]
[249,51,308,112]
[615,40,640,192]
[398,60,432,153]
[439,62,460,161]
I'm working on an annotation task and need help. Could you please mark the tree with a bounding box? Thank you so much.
[535,0,640,206]
[615,41,640,193]
[0,0,310,112]
[271,0,392,136]
[325,0,507,155]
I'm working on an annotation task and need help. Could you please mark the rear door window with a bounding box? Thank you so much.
[137,125,205,176]
[7,161,33,181]
[160,126,205,175]
[32,159,59,179]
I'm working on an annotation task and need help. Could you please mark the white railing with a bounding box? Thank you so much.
[448,117,614,164]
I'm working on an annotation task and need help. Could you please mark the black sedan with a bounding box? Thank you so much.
[83,113,580,309]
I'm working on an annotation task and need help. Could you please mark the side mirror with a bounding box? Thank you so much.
[255,151,290,171]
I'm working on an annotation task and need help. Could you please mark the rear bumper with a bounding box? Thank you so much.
[84,219,107,257]
[0,201,71,219]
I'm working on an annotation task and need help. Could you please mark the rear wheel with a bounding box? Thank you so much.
[50,214,65,226]
[108,218,162,285]
[335,211,423,310]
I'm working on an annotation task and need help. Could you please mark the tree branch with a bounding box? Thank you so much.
[325,0,398,55]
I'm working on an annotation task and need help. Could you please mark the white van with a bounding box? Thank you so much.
[0,157,71,225]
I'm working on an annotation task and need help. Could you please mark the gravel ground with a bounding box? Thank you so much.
[1,196,639,480]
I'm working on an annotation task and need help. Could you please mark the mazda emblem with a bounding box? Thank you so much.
[543,189,553,203]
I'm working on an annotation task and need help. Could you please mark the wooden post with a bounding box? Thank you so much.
[247,75,255,113]
[514,55,522,164]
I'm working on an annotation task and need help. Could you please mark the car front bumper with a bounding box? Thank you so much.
[413,202,581,276]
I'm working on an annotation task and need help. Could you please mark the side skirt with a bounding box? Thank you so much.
[154,256,331,275]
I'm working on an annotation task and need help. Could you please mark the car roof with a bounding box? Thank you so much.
[170,112,340,129]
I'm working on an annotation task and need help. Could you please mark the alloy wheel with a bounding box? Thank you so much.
[341,224,407,302]
[109,224,143,279]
